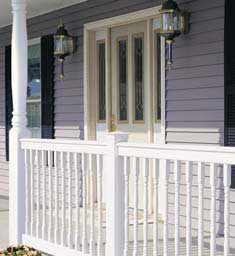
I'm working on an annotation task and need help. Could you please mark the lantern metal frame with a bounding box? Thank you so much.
[54,23,76,79]
[158,0,190,70]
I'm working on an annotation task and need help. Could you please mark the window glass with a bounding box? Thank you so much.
[27,43,41,137]
[134,36,144,121]
[97,42,106,121]
[118,39,128,121]
[232,167,235,189]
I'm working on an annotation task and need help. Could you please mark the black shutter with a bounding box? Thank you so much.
[41,35,55,139]
[225,0,235,188]
[5,45,12,162]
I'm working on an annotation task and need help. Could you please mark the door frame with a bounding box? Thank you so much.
[84,5,165,143]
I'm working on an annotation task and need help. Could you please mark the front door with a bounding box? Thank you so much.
[110,21,149,143]
[92,17,164,211]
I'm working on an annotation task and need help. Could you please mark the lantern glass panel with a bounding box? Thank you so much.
[162,12,180,32]
[162,13,173,31]
[62,37,68,53]
[173,12,180,31]
[64,37,72,55]
[54,37,63,54]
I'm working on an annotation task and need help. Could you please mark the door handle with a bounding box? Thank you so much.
[111,114,116,132]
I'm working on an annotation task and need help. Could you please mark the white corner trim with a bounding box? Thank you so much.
[161,36,166,144]
[85,6,162,31]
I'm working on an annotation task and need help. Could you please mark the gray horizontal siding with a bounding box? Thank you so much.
[166,0,224,145]
[0,47,8,197]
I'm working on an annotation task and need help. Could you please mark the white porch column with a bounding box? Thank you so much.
[9,0,30,245]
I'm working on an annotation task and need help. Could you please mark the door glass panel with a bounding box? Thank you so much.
[97,42,106,121]
[134,35,144,121]
[118,38,128,121]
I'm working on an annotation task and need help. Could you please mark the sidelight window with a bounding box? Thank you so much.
[117,38,128,122]
[133,34,144,122]
[97,41,106,122]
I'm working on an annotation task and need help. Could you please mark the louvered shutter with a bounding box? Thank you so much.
[41,35,55,139]
[5,46,12,161]
[5,35,55,161]
[225,0,235,188]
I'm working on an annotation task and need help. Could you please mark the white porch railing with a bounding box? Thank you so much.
[20,133,233,256]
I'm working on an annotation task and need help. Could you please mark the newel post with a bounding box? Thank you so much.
[105,132,128,256]
[9,0,30,245]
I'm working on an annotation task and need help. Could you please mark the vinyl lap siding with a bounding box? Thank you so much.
[0,47,8,197]
[166,0,224,145]
[165,0,235,240]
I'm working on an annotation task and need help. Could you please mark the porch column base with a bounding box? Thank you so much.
[9,128,31,245]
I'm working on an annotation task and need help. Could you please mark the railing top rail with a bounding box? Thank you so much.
[21,138,108,155]
[118,142,235,165]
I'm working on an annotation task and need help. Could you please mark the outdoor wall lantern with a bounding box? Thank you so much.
[159,0,189,70]
[54,23,76,79]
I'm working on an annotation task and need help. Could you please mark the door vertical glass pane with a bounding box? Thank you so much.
[98,42,106,121]
[118,39,128,121]
[134,36,144,121]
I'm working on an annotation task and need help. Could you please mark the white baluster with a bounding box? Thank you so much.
[198,162,205,256]
[25,149,30,235]
[82,153,88,254]
[186,161,192,256]
[67,152,73,248]
[48,151,53,242]
[124,156,130,256]
[97,155,103,256]
[174,160,180,256]
[153,159,159,256]
[89,154,95,255]
[61,152,66,246]
[42,150,46,240]
[143,158,149,256]
[133,157,140,256]
[75,153,80,250]
[210,163,217,256]
[223,164,231,256]
[30,149,34,236]
[54,152,59,244]
[36,150,40,238]
[163,159,170,256]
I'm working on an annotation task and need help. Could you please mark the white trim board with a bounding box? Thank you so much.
[84,5,166,144]
[85,6,162,30]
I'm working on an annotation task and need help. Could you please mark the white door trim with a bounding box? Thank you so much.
[84,5,166,143]
[84,6,162,31]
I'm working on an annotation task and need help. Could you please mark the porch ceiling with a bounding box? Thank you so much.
[0,0,86,28]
